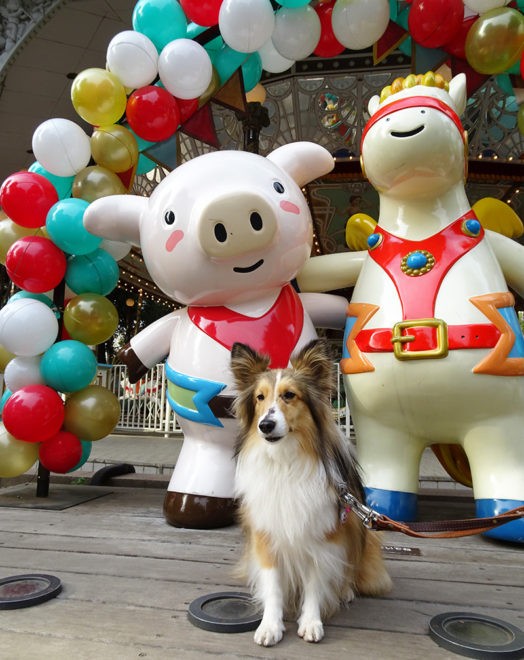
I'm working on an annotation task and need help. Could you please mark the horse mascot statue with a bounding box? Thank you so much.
[298,72,524,543]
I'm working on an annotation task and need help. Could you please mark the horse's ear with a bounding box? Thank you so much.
[449,73,467,116]
[368,95,380,117]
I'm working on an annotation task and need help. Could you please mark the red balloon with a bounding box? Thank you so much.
[443,16,477,60]
[180,0,223,27]
[0,171,58,228]
[39,430,82,473]
[126,86,181,143]
[408,0,463,49]
[2,384,65,443]
[314,0,345,58]
[6,236,67,293]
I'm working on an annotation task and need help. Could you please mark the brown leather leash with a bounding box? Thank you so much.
[339,489,524,539]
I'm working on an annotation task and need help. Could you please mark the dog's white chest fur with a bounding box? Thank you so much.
[235,439,338,543]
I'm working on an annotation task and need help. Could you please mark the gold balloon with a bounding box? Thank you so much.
[0,343,15,373]
[473,197,523,239]
[345,213,377,251]
[0,423,39,478]
[91,125,139,173]
[465,7,524,75]
[63,293,119,345]
[63,385,120,441]
[72,165,127,203]
[71,67,127,126]
[198,67,221,107]
[0,215,47,264]
[518,104,524,136]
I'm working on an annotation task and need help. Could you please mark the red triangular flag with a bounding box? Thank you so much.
[374,20,409,65]
[179,104,220,148]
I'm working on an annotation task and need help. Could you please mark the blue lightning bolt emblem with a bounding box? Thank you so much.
[165,363,226,427]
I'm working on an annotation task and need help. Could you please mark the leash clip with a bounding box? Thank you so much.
[338,487,378,529]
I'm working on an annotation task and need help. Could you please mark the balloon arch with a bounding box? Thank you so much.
[0,0,523,480]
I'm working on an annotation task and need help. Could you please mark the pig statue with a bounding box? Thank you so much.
[84,142,347,529]
[297,73,524,543]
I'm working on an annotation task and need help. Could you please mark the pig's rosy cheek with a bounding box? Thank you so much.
[280,200,300,214]
[166,229,184,252]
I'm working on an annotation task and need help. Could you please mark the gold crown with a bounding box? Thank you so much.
[379,71,450,104]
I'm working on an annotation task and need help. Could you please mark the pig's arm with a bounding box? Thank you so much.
[485,230,524,299]
[300,293,348,329]
[296,251,366,293]
[119,312,180,383]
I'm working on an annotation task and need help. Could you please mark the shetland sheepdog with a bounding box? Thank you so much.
[230,339,392,647]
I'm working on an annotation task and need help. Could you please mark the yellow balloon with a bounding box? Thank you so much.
[198,66,221,107]
[63,385,120,441]
[465,7,524,75]
[0,423,40,478]
[0,214,47,264]
[345,213,377,251]
[0,343,15,373]
[64,293,119,345]
[71,68,127,126]
[72,165,127,203]
[90,125,139,173]
[473,197,523,239]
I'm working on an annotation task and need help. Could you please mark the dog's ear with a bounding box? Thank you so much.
[230,343,271,390]
[291,339,335,394]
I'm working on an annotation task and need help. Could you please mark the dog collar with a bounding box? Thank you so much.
[361,95,465,151]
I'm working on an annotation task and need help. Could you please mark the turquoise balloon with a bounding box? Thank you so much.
[67,439,92,472]
[132,0,187,52]
[213,44,247,85]
[278,0,310,5]
[46,198,101,255]
[186,22,206,40]
[66,248,120,296]
[241,53,263,93]
[8,291,60,318]
[0,389,12,416]
[28,161,74,200]
[41,340,97,392]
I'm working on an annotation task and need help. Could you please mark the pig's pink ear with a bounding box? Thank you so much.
[267,142,334,187]
[84,195,146,246]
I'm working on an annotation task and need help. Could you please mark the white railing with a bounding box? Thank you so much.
[97,362,353,438]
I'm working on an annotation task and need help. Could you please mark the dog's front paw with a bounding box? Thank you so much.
[254,620,285,646]
[297,618,324,643]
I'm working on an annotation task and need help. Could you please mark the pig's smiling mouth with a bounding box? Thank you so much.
[233,259,264,273]
[391,125,424,138]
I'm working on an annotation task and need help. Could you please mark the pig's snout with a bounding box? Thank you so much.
[197,193,277,258]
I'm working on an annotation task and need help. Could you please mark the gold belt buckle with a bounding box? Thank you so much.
[391,318,449,360]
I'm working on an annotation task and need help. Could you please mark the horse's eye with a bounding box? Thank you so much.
[165,210,175,225]
[256,393,265,401]
[282,391,295,401]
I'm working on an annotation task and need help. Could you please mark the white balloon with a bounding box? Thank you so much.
[219,0,275,54]
[100,238,132,261]
[106,30,158,90]
[158,39,213,100]
[4,356,44,391]
[464,0,510,12]
[258,38,295,73]
[332,0,390,51]
[32,118,91,177]
[271,5,321,61]
[0,299,59,357]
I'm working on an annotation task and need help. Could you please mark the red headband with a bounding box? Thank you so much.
[361,95,465,150]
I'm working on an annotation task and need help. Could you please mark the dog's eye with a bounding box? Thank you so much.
[256,393,265,401]
[282,391,295,401]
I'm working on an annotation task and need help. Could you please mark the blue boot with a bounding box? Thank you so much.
[476,499,524,543]
[364,487,418,521]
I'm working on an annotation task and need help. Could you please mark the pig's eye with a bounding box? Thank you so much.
[214,223,227,242]
[273,181,285,194]
[164,210,176,225]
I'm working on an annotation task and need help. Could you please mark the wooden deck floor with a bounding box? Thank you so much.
[0,484,522,659]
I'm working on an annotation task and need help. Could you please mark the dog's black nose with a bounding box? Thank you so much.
[259,419,276,435]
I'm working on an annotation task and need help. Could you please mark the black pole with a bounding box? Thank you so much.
[236,102,270,154]
[36,461,50,498]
